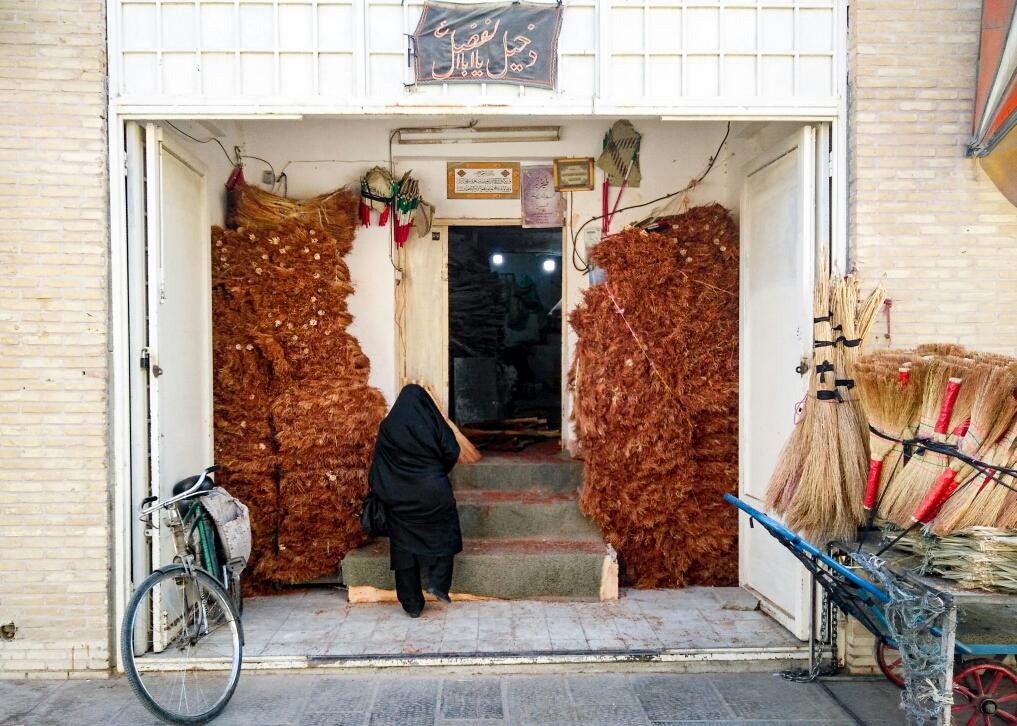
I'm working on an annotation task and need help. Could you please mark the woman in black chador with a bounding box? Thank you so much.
[368,384,462,617]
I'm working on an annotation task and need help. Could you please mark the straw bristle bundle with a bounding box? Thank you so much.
[212,211,388,591]
[569,204,740,587]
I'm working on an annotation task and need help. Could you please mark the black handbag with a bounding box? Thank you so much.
[360,492,388,538]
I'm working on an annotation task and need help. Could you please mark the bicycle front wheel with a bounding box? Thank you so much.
[121,566,243,725]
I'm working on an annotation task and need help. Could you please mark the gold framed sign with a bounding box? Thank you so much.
[553,157,595,191]
[447,162,520,199]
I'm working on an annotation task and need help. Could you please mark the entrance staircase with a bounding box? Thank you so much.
[342,452,618,601]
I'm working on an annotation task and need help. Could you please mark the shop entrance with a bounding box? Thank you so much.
[115,116,838,670]
[448,225,563,451]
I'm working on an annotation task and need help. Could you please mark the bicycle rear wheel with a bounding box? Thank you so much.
[121,565,243,725]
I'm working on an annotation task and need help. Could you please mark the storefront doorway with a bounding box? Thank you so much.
[448,225,563,450]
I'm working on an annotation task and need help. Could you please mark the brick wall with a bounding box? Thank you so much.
[850,0,1017,353]
[0,1,111,676]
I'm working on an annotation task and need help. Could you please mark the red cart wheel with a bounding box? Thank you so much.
[952,661,1017,725]
[876,638,906,688]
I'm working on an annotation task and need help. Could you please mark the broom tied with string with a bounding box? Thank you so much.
[832,274,867,527]
[786,272,853,542]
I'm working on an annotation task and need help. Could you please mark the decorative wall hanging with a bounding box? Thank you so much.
[521,165,564,228]
[413,2,563,89]
[553,157,595,192]
[447,161,520,199]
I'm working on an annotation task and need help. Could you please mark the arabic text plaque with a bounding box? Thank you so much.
[553,157,595,192]
[447,162,520,199]
[413,3,563,89]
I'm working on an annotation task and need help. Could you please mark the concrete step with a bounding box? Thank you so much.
[450,454,584,494]
[342,537,616,600]
[455,490,601,539]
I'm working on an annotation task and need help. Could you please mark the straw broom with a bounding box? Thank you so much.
[879,359,962,526]
[836,274,887,516]
[927,365,1017,534]
[889,359,987,525]
[786,272,851,542]
[764,407,810,515]
[889,361,988,525]
[833,274,867,526]
[854,354,924,511]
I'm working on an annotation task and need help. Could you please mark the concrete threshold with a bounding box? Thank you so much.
[137,644,811,675]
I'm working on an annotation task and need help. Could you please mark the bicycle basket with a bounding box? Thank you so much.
[200,487,252,566]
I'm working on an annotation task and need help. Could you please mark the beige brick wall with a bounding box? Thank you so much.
[0,0,111,676]
[850,0,1017,353]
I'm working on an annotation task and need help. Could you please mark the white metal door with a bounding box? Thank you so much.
[143,123,214,577]
[739,127,817,640]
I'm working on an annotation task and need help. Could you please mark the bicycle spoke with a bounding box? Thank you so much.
[997,711,1017,724]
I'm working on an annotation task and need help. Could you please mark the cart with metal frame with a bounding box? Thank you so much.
[726,493,1017,726]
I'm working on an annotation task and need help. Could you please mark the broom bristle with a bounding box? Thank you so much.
[765,414,809,515]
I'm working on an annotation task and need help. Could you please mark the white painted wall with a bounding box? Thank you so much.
[166,117,792,433]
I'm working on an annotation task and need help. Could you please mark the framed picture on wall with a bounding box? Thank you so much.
[447,162,520,199]
[553,158,595,192]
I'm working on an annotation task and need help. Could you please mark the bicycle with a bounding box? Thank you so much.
[121,465,247,725]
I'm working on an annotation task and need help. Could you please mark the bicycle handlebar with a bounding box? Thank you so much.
[139,465,220,517]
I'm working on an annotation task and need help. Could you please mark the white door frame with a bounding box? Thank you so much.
[106,115,848,670]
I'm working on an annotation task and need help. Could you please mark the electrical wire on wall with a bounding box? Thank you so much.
[570,121,732,273]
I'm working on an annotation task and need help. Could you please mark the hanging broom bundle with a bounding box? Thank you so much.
[227,181,359,251]
[359,166,396,227]
[785,272,854,542]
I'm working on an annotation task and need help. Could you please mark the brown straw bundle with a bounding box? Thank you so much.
[765,413,809,515]
[786,272,852,541]
[228,181,360,245]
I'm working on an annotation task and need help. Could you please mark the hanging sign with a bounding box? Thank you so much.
[413,2,563,89]
[521,165,564,228]
[447,162,520,199]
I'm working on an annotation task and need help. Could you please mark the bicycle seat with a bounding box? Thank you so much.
[172,474,215,497]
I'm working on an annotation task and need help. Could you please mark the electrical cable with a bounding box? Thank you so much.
[570,121,732,273]
[165,121,236,166]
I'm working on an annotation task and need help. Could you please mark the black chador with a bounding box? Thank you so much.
[367,384,461,615]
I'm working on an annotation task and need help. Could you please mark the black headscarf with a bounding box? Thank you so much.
[368,384,462,563]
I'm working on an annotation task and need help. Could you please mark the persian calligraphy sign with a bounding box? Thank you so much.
[413,3,563,89]
[447,162,520,199]
[521,165,564,228]
[553,157,595,192]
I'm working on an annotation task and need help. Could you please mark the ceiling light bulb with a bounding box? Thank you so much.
[492,254,504,265]
[543,259,556,272]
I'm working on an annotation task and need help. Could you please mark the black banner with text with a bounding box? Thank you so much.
[413,3,563,89]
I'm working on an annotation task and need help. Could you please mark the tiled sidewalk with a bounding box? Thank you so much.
[240,586,800,657]
[0,672,906,726]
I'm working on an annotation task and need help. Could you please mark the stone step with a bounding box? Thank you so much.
[455,490,601,539]
[342,537,616,600]
[450,454,584,494]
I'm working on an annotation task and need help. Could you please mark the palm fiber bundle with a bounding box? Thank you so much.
[569,204,739,588]
[212,215,387,590]
[228,180,360,248]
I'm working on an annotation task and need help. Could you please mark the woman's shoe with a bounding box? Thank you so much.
[427,587,452,603]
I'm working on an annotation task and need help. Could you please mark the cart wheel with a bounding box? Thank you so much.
[952,660,1017,725]
[876,638,906,688]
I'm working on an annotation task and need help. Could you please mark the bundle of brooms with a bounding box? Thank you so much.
[765,270,886,543]
[569,204,739,588]
[850,346,1017,540]
[213,185,388,591]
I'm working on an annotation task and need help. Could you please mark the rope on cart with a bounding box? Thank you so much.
[851,551,953,726]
